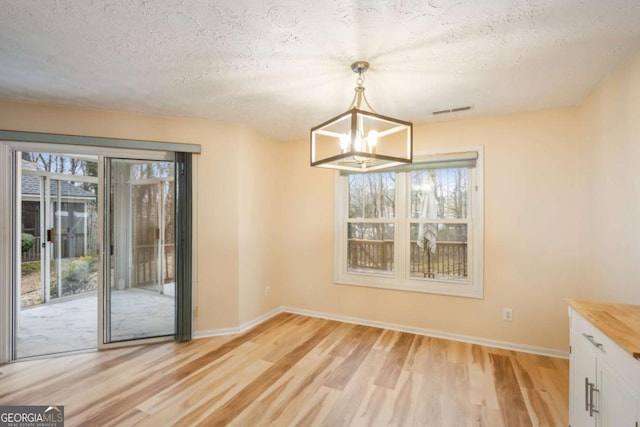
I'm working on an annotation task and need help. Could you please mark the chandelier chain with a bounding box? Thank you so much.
[348,70,377,113]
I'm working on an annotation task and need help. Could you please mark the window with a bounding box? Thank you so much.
[335,148,483,298]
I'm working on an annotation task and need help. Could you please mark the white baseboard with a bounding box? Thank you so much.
[194,306,569,359]
[281,306,569,359]
[193,307,281,339]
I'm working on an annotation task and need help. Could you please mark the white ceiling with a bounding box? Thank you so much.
[1,0,640,142]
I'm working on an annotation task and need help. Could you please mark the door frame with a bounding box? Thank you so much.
[0,139,187,362]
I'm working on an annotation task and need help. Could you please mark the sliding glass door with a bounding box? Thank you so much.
[1,134,194,363]
[17,153,99,358]
[103,158,175,343]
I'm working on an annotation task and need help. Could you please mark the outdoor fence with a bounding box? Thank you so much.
[22,233,94,262]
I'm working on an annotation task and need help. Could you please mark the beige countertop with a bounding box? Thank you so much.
[567,299,640,360]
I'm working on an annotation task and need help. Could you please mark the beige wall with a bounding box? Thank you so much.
[578,51,640,304]
[2,48,639,353]
[237,127,285,324]
[0,100,281,331]
[278,49,640,353]
[281,109,581,352]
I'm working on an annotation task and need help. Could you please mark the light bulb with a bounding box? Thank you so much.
[340,134,349,152]
[367,130,378,148]
[354,135,362,151]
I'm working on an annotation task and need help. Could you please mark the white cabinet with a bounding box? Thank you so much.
[571,331,597,426]
[598,359,638,426]
[569,307,640,427]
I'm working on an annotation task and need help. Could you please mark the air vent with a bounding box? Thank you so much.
[432,105,473,115]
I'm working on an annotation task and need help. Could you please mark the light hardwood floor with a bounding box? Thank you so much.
[0,313,569,426]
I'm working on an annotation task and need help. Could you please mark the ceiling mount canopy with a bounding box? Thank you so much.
[310,61,413,172]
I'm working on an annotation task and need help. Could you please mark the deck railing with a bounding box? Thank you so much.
[133,243,175,286]
[348,239,394,272]
[22,235,174,285]
[348,239,467,279]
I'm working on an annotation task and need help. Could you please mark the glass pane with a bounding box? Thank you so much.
[107,159,175,342]
[131,162,173,179]
[409,223,467,280]
[410,168,468,219]
[347,223,394,273]
[49,182,99,300]
[22,152,98,177]
[18,154,99,359]
[349,172,395,219]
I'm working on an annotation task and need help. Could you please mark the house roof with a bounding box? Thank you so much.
[21,174,95,199]
[0,1,640,141]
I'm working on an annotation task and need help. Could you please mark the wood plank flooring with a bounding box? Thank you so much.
[0,313,569,426]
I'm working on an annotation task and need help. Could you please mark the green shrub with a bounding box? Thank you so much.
[49,280,58,299]
[82,255,98,270]
[21,233,35,253]
[61,258,91,295]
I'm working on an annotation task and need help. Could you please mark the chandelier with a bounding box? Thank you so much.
[310,61,413,171]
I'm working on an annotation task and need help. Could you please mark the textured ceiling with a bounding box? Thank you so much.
[1,0,640,141]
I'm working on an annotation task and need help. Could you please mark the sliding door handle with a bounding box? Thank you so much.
[46,228,55,243]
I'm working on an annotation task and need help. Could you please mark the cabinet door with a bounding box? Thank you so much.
[571,332,597,426]
[598,359,637,427]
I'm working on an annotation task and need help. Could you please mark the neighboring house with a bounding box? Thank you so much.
[21,173,96,262]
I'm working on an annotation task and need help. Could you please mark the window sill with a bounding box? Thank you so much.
[334,276,483,299]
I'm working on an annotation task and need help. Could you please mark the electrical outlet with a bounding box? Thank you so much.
[502,308,513,322]
[265,286,271,297]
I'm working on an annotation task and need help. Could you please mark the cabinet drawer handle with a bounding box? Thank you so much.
[582,333,604,350]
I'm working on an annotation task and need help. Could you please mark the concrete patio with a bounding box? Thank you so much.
[17,288,175,359]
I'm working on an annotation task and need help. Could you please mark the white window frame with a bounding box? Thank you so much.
[334,146,484,298]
